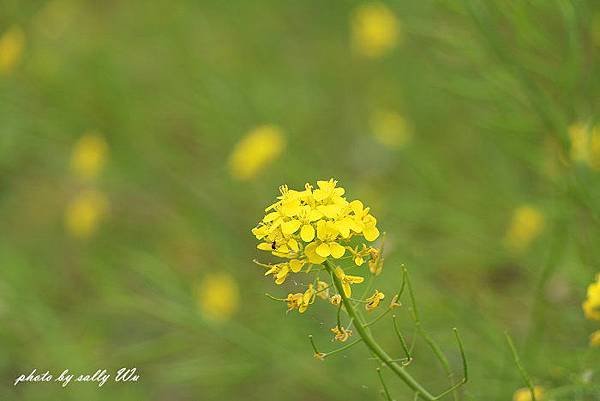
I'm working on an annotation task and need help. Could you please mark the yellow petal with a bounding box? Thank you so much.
[257,242,273,251]
[282,219,301,235]
[342,282,351,297]
[363,225,380,241]
[304,242,326,264]
[347,274,364,284]
[263,212,279,222]
[300,224,315,242]
[316,242,331,258]
[329,242,346,259]
[289,259,304,273]
[288,238,299,252]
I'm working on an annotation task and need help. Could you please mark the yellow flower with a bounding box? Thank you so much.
[583,273,600,321]
[197,273,239,322]
[351,3,401,59]
[65,190,108,239]
[330,294,342,306]
[568,122,600,171]
[570,122,591,163]
[70,133,108,180]
[512,386,544,401]
[316,280,330,300]
[253,179,380,312]
[285,285,315,313]
[504,206,544,252]
[228,125,285,180]
[335,266,364,297]
[590,330,600,347]
[0,26,25,75]
[331,325,352,342]
[370,110,412,149]
[365,290,385,311]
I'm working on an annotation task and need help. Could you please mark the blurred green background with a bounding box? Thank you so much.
[1,0,600,400]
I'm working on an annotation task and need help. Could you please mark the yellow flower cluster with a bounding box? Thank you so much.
[197,273,239,322]
[228,125,285,181]
[253,179,384,316]
[583,273,600,321]
[351,3,401,59]
[504,205,545,253]
[512,386,544,401]
[65,133,110,239]
[370,110,413,149]
[0,26,25,75]
[253,180,380,284]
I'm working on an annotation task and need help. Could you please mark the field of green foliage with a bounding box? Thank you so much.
[1,1,600,400]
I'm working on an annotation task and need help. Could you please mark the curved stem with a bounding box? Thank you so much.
[324,261,436,401]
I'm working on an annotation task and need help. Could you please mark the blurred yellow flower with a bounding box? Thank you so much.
[590,330,600,347]
[583,273,600,321]
[228,125,285,180]
[197,273,239,322]
[0,26,25,75]
[504,206,545,252]
[335,266,364,297]
[370,110,412,149]
[513,386,544,401]
[351,3,401,59]
[568,122,600,171]
[65,190,108,239]
[70,133,109,180]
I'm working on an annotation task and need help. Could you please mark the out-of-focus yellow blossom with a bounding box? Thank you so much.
[65,190,108,239]
[197,273,239,322]
[0,26,25,75]
[568,122,600,171]
[504,205,545,252]
[590,330,600,347]
[228,125,285,180]
[330,294,342,306]
[70,133,108,180]
[331,325,352,342]
[370,110,412,149]
[335,266,365,297]
[583,273,600,321]
[365,289,385,311]
[253,179,381,313]
[351,3,401,59]
[513,386,544,401]
[316,280,329,300]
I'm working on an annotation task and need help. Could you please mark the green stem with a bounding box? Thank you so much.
[324,261,436,401]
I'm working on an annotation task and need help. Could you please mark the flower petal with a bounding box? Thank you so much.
[300,224,315,242]
[316,242,331,257]
[329,242,346,259]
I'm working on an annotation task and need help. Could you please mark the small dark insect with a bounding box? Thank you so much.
[271,241,277,250]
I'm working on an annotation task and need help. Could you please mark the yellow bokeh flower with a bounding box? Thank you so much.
[365,289,385,311]
[0,26,25,75]
[351,3,401,59]
[590,330,600,347]
[370,110,413,149]
[512,386,544,401]
[504,205,545,252]
[228,125,285,180]
[197,273,239,322]
[582,273,600,321]
[70,133,109,180]
[65,190,108,239]
[568,122,600,171]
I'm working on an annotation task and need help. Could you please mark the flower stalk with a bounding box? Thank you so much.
[324,260,437,400]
